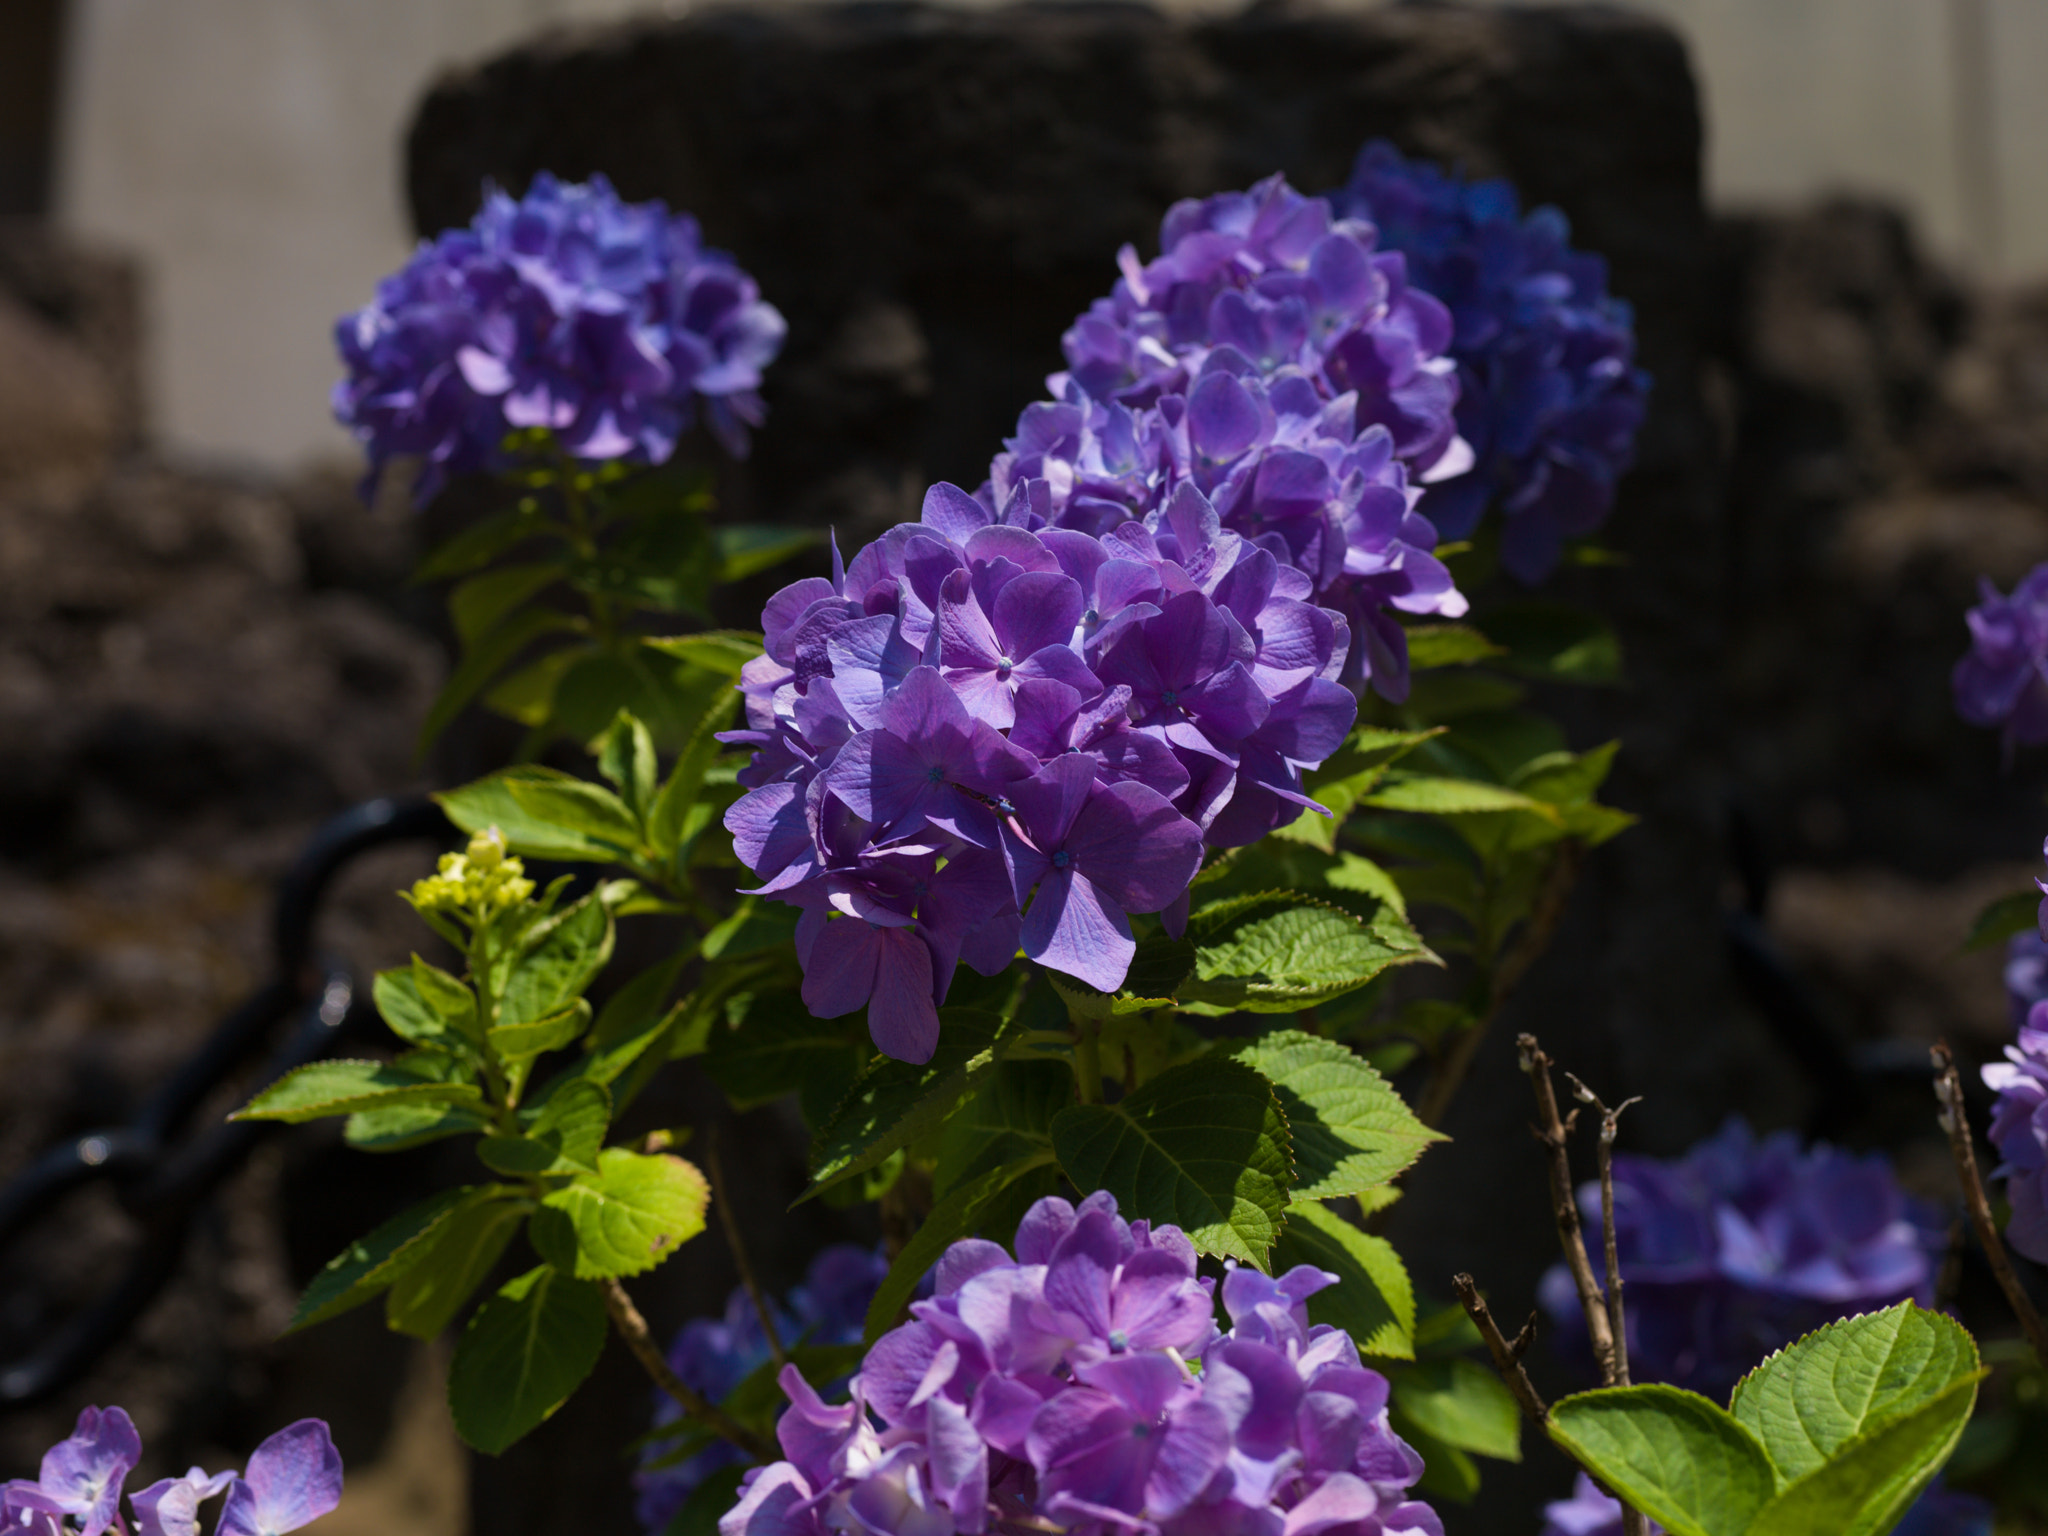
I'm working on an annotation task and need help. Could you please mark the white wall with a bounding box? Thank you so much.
[53,0,2048,473]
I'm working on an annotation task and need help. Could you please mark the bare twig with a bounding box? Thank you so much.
[706,1126,790,1371]
[1417,842,1584,1128]
[1568,1074,1642,1388]
[1518,1033,1619,1384]
[601,1278,774,1461]
[1452,1274,1549,1424]
[1932,1043,2048,1368]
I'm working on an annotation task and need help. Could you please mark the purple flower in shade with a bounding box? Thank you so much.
[1331,142,1649,584]
[1540,1472,1990,1536]
[2007,927,2048,1032]
[1539,1120,1943,1401]
[636,1245,889,1534]
[3,1412,340,1536]
[719,1192,1440,1536]
[1954,565,2048,755]
[214,1424,343,1536]
[333,172,785,502]
[728,473,1360,1056]
[1540,1474,1658,1536]
[1982,1004,2048,1263]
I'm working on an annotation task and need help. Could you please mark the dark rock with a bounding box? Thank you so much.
[407,3,1724,1529]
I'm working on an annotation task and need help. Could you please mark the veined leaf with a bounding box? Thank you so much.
[1180,892,1431,1014]
[448,1265,608,1454]
[490,998,591,1067]
[1547,1384,1777,1536]
[343,1101,492,1153]
[542,1148,709,1279]
[232,1060,483,1124]
[501,891,615,1025]
[287,1186,479,1333]
[596,710,659,820]
[481,1078,612,1176]
[1052,1055,1291,1269]
[373,964,465,1047]
[1223,1031,1442,1199]
[386,1191,530,1339]
[1270,1200,1414,1359]
[1359,775,1558,819]
[1388,1358,1522,1461]
[936,1058,1070,1196]
[703,1007,864,1114]
[439,766,644,863]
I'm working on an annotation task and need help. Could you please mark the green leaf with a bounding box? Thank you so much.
[1051,1055,1292,1268]
[287,1187,479,1333]
[648,691,743,857]
[937,1058,1072,1195]
[1484,601,1624,685]
[1729,1301,1982,1483]
[439,766,645,863]
[703,1008,864,1114]
[716,524,819,582]
[1402,1423,1480,1505]
[504,776,642,857]
[1744,1374,1983,1536]
[452,562,562,647]
[1389,1358,1522,1461]
[701,897,801,961]
[1180,892,1431,1014]
[344,1101,492,1152]
[1358,775,1558,818]
[542,1148,710,1278]
[597,710,659,819]
[1222,1031,1442,1199]
[642,631,764,673]
[385,1191,530,1339]
[481,1079,612,1176]
[1405,624,1504,670]
[1965,889,2040,952]
[487,1002,588,1074]
[1269,1200,1414,1359]
[501,892,615,1026]
[232,1059,483,1124]
[804,1008,1009,1199]
[447,1265,608,1455]
[409,957,480,1043]
[414,504,545,581]
[419,608,578,752]
[863,1152,1059,1344]
[1546,1384,1778,1536]
[373,965,465,1048]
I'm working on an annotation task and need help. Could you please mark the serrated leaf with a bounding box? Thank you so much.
[439,766,644,863]
[386,1191,529,1339]
[937,1058,1071,1195]
[1359,775,1558,819]
[863,1152,1059,1344]
[1223,1031,1442,1199]
[1051,1055,1291,1268]
[1546,1384,1777,1536]
[481,1078,611,1176]
[287,1187,479,1333]
[1965,889,2040,953]
[374,965,463,1047]
[703,1007,864,1113]
[1729,1301,1981,1484]
[232,1060,483,1123]
[502,892,615,1026]
[542,1148,709,1278]
[804,1008,1009,1200]
[448,1265,608,1455]
[505,776,641,855]
[1743,1372,1983,1536]
[1269,1200,1414,1359]
[489,999,591,1067]
[344,1101,492,1152]
[1180,893,1430,1014]
[1389,1358,1522,1460]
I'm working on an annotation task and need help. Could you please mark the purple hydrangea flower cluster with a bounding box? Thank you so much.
[1538,1473,1989,1536]
[3,1407,341,1536]
[726,469,1364,1060]
[983,172,1469,703]
[637,1245,890,1533]
[1982,1003,2048,1263]
[2005,927,2048,1032]
[719,1193,1441,1536]
[333,172,786,502]
[1330,142,1649,584]
[1538,1119,1941,1400]
[1953,565,2048,755]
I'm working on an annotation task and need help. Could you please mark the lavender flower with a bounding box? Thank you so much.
[718,1192,1441,1536]
[1538,1119,1941,1400]
[637,1245,889,1534]
[990,173,1469,704]
[1331,142,1649,584]
[726,473,1359,1058]
[1540,1474,1661,1536]
[2005,928,2048,1032]
[333,172,785,502]
[3,1411,341,1536]
[1982,1004,2048,1263]
[1954,565,2048,754]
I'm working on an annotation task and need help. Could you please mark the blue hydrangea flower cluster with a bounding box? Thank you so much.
[333,173,786,502]
[637,1244,889,1534]
[2,1407,342,1536]
[987,172,1470,704]
[1982,1003,2048,1264]
[1537,1473,1989,1536]
[726,470,1363,1060]
[1538,1119,1941,1400]
[719,1193,1441,1536]
[1953,565,2048,754]
[1331,142,1649,584]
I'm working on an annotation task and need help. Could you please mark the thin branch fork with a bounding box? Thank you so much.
[1567,1073,1642,1389]
[1518,1033,1620,1385]
[1452,1274,1548,1424]
[1931,1042,2048,1369]
[601,1277,775,1461]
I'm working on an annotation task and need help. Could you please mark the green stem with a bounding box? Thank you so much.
[1074,1019,1102,1105]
